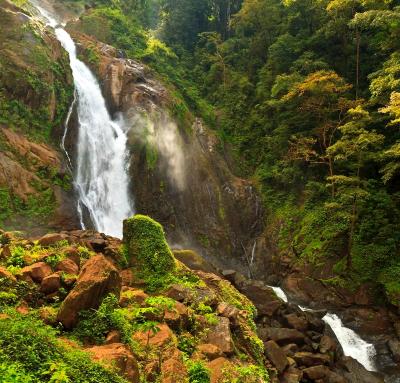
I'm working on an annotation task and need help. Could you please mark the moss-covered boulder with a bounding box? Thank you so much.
[123,215,175,276]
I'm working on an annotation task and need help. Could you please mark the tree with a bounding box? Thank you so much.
[327,106,384,268]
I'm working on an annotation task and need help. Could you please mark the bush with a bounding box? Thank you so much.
[187,360,210,383]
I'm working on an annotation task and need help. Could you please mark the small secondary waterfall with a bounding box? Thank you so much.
[271,286,377,372]
[34,4,133,238]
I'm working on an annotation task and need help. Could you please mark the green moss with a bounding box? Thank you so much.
[123,215,176,277]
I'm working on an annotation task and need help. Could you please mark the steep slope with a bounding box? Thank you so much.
[0,0,79,233]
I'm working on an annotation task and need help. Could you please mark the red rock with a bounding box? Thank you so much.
[265,327,305,345]
[303,365,329,380]
[216,303,240,320]
[57,255,121,329]
[55,258,79,275]
[119,287,148,307]
[206,317,234,354]
[165,301,189,329]
[0,266,16,283]
[197,344,223,360]
[133,323,174,348]
[208,357,232,383]
[319,335,336,353]
[120,269,135,287]
[161,349,187,383]
[87,343,139,383]
[285,313,308,331]
[40,273,61,294]
[38,233,68,247]
[20,262,52,283]
[16,301,29,315]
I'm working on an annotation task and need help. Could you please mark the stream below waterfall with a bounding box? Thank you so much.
[33,2,134,238]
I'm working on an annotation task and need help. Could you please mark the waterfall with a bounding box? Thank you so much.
[323,313,377,372]
[269,285,377,372]
[33,3,133,238]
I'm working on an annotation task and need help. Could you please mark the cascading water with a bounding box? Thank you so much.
[270,286,377,372]
[33,3,133,238]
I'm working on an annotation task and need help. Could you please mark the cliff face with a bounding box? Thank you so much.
[64,30,264,272]
[0,0,79,234]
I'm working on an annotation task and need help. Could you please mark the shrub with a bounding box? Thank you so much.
[187,360,210,383]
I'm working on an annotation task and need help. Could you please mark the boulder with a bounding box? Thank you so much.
[285,314,308,331]
[319,335,337,353]
[239,281,283,316]
[303,365,329,380]
[55,258,79,275]
[264,328,305,345]
[40,273,61,294]
[197,344,223,360]
[282,371,302,383]
[165,284,193,303]
[164,301,189,330]
[57,255,121,329]
[388,339,400,362]
[120,269,136,287]
[87,343,139,383]
[161,348,187,383]
[20,262,52,283]
[206,316,234,354]
[216,303,240,320]
[38,233,68,247]
[337,356,384,383]
[208,357,232,383]
[281,343,299,357]
[173,249,216,273]
[293,352,331,367]
[119,287,148,307]
[133,323,174,348]
[264,340,288,373]
[0,266,16,283]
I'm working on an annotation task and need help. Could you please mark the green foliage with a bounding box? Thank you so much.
[123,215,176,287]
[187,360,210,383]
[0,311,128,382]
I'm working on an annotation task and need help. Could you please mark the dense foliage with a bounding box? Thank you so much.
[75,0,400,305]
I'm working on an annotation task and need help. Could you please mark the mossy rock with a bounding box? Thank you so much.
[123,215,175,276]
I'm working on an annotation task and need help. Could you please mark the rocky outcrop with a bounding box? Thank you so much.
[57,254,121,329]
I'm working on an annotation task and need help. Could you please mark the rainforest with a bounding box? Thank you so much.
[0,0,400,382]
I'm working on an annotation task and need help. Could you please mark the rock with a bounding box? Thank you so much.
[285,314,308,331]
[293,352,331,367]
[394,322,400,339]
[303,365,329,380]
[319,335,336,353]
[64,247,81,266]
[0,266,16,283]
[16,301,29,315]
[208,357,232,383]
[40,273,61,294]
[133,323,174,348]
[38,233,68,247]
[282,371,302,383]
[89,238,106,252]
[119,287,148,307]
[165,284,193,303]
[239,281,283,316]
[221,269,236,284]
[57,255,121,329]
[87,343,139,383]
[264,340,288,373]
[264,328,305,345]
[173,249,216,273]
[337,356,384,383]
[106,330,121,344]
[354,284,374,306]
[164,301,189,330]
[388,339,400,362]
[216,302,240,320]
[20,262,52,283]
[161,349,187,383]
[206,317,234,354]
[55,258,79,275]
[120,269,136,287]
[197,344,223,360]
[281,343,299,357]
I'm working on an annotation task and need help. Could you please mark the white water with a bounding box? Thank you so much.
[323,313,377,372]
[34,4,133,238]
[269,285,377,371]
